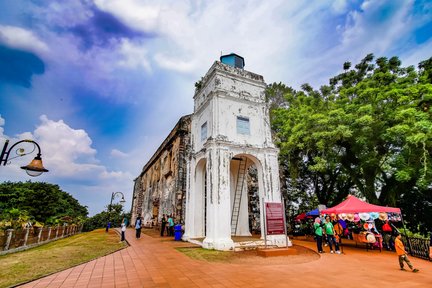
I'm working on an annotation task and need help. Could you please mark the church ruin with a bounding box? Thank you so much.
[131,54,290,250]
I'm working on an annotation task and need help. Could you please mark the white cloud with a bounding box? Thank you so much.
[90,0,427,91]
[0,115,4,137]
[400,39,432,67]
[332,0,348,14]
[94,0,160,33]
[154,53,196,73]
[0,25,49,55]
[100,170,132,179]
[110,148,128,158]
[117,39,152,71]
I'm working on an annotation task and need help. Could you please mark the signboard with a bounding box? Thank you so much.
[265,202,285,235]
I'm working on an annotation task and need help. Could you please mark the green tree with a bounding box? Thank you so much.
[267,55,432,233]
[0,208,32,230]
[0,181,88,226]
[82,203,127,232]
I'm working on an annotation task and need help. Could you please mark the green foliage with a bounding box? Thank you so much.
[82,203,128,232]
[267,55,432,234]
[0,208,32,230]
[0,181,88,229]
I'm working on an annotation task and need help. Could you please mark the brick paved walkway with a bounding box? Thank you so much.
[20,229,432,288]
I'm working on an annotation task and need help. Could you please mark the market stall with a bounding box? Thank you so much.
[321,195,402,252]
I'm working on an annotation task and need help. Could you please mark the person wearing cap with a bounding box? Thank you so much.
[313,217,324,253]
[324,216,341,254]
[394,233,419,272]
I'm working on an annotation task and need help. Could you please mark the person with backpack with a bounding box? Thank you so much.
[135,215,142,239]
[168,214,175,236]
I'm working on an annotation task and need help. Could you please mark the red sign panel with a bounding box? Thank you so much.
[265,202,285,235]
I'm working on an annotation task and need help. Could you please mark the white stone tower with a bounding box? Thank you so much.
[183,54,288,250]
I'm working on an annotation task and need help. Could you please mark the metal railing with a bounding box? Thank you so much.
[402,235,431,260]
[0,224,82,255]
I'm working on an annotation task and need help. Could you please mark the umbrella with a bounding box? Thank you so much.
[306,208,320,216]
[294,212,307,221]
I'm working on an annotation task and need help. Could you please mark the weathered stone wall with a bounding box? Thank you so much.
[131,115,191,227]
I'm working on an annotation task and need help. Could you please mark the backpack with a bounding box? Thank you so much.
[382,223,392,232]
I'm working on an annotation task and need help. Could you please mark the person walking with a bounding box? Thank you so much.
[324,216,341,254]
[395,233,419,272]
[168,214,174,236]
[121,219,126,242]
[160,214,167,237]
[333,219,344,253]
[135,216,142,239]
[314,217,324,253]
[105,221,111,232]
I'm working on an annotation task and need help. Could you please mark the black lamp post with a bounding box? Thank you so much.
[0,139,49,177]
[106,192,126,231]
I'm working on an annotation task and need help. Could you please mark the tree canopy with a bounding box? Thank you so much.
[267,54,432,234]
[0,181,88,227]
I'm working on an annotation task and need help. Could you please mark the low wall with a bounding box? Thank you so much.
[0,224,82,255]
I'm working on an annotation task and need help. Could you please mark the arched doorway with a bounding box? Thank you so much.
[194,158,207,237]
[230,154,263,237]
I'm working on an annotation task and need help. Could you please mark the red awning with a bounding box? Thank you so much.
[294,212,307,221]
[321,195,401,214]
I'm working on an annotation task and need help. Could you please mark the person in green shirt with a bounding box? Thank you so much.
[324,216,341,254]
[314,217,324,253]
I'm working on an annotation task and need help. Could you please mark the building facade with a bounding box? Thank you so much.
[132,55,290,250]
[131,115,191,227]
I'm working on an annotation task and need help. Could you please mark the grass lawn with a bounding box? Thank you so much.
[0,229,126,288]
[176,247,234,262]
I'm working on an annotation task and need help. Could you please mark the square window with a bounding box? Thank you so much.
[201,122,208,142]
[237,116,250,135]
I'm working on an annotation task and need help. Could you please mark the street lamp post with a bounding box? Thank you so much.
[106,192,126,232]
[0,139,49,177]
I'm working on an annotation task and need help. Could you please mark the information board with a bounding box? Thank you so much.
[265,202,285,235]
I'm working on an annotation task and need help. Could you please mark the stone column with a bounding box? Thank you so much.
[4,229,13,251]
[182,157,192,240]
[37,228,43,243]
[47,227,52,241]
[202,147,234,250]
[23,227,30,246]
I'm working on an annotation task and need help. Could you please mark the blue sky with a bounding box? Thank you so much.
[0,0,431,216]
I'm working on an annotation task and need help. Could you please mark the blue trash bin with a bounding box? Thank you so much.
[174,224,182,241]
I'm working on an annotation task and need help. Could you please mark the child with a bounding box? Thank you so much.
[394,233,419,272]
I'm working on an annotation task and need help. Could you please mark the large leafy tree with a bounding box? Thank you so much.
[82,203,128,232]
[268,55,432,233]
[0,181,88,225]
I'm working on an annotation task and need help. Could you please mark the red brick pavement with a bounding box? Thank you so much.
[19,229,432,288]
